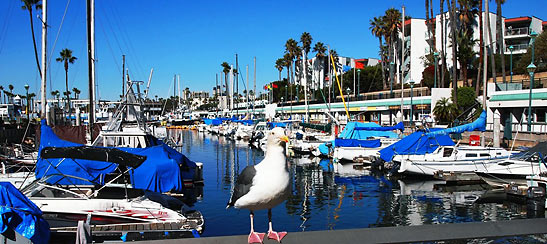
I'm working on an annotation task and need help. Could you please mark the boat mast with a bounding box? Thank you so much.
[400,5,405,124]
[303,49,309,122]
[40,0,47,120]
[481,0,489,147]
[87,0,95,139]
[246,65,249,115]
[253,57,256,117]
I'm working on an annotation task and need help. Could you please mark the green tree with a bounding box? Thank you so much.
[221,62,231,106]
[456,86,477,109]
[72,87,81,99]
[382,8,402,89]
[56,48,77,116]
[369,16,387,89]
[516,31,547,74]
[312,42,327,92]
[433,97,459,124]
[8,84,14,104]
[496,0,506,84]
[275,58,284,82]
[0,86,4,104]
[21,0,42,78]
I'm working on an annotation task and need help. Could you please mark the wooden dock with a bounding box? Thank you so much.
[131,218,547,244]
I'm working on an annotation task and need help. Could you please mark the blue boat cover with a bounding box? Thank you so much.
[338,122,399,139]
[354,122,404,132]
[334,138,381,148]
[0,182,50,244]
[426,111,486,137]
[318,122,399,156]
[267,122,288,129]
[36,121,196,193]
[379,130,455,162]
[203,118,221,126]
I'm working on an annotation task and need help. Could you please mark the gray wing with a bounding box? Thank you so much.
[227,165,256,208]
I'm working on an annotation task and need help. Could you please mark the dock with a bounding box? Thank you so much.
[132,218,547,243]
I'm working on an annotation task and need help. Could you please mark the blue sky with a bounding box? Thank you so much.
[0,0,545,100]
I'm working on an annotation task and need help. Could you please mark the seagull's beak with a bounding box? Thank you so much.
[280,136,289,143]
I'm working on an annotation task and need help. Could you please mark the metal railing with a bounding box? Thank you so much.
[506,43,529,52]
[505,27,529,36]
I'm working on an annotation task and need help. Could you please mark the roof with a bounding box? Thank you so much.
[543,21,547,26]
[505,16,532,23]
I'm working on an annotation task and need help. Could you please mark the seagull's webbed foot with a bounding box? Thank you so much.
[267,230,287,242]
[248,231,265,244]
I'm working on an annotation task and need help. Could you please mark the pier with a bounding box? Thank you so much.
[136,218,547,243]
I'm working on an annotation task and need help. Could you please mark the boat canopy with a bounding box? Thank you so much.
[40,146,147,168]
[203,118,222,126]
[36,121,196,193]
[334,138,381,148]
[339,122,399,139]
[0,182,50,244]
[426,111,486,137]
[354,122,404,132]
[379,130,455,162]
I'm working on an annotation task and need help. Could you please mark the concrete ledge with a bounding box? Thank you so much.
[132,218,547,244]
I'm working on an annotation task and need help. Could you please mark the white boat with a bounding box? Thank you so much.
[475,151,547,187]
[395,145,513,176]
[334,137,399,163]
[22,174,204,231]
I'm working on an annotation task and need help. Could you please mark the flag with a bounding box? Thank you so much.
[343,65,351,72]
[272,83,278,88]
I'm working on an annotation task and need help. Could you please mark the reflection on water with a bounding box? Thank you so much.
[168,130,543,239]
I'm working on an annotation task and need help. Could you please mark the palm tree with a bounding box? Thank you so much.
[8,84,14,104]
[27,92,36,113]
[51,90,60,107]
[300,32,313,93]
[369,16,387,89]
[496,0,506,84]
[275,58,284,81]
[313,41,327,91]
[72,87,81,99]
[221,62,231,107]
[21,0,42,78]
[0,86,3,104]
[56,48,77,116]
[433,97,459,124]
[476,0,484,96]
[457,0,479,87]
[382,8,401,87]
[285,38,300,102]
[448,0,458,104]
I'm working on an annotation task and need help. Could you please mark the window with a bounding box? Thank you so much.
[465,153,478,158]
[480,153,490,157]
[535,108,547,123]
[443,148,454,157]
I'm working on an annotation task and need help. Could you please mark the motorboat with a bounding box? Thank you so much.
[395,145,513,176]
[475,151,547,188]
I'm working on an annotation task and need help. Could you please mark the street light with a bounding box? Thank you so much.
[509,45,514,85]
[357,69,361,100]
[346,87,351,121]
[24,84,29,122]
[527,63,536,132]
[409,80,415,126]
[433,52,439,88]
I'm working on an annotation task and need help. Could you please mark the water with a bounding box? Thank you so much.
[172,130,543,239]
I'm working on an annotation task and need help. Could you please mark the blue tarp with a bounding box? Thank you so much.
[267,122,288,129]
[426,111,486,137]
[338,122,399,139]
[0,182,50,244]
[318,122,399,155]
[36,121,196,193]
[334,138,381,148]
[354,122,404,132]
[379,130,455,162]
[203,118,222,126]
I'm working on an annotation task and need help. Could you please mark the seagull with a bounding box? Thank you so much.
[227,127,291,243]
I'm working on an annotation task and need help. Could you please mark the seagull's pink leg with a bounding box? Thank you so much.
[248,211,265,244]
[267,209,287,242]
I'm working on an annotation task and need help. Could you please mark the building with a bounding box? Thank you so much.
[308,56,380,90]
[504,16,544,54]
[400,18,431,85]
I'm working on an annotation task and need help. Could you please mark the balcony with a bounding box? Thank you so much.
[505,27,529,37]
[505,43,529,54]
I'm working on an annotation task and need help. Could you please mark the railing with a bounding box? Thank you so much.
[505,26,529,36]
[506,43,529,52]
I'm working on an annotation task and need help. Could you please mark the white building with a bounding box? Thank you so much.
[504,16,544,54]
[307,56,380,89]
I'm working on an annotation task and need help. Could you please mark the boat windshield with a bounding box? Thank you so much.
[21,174,93,199]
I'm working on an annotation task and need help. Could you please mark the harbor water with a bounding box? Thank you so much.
[172,129,545,241]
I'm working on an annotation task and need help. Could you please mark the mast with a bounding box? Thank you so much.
[253,57,256,117]
[481,0,489,146]
[40,0,47,119]
[246,65,249,114]
[216,73,219,116]
[87,0,95,139]
[302,49,309,122]
[122,55,125,99]
[230,65,234,111]
[235,54,239,116]
[400,5,405,124]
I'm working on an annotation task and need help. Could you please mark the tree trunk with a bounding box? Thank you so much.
[440,0,446,88]
[65,67,71,121]
[487,11,497,86]
[379,37,387,90]
[496,0,506,84]
[450,0,458,105]
[28,9,42,78]
[476,0,484,96]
